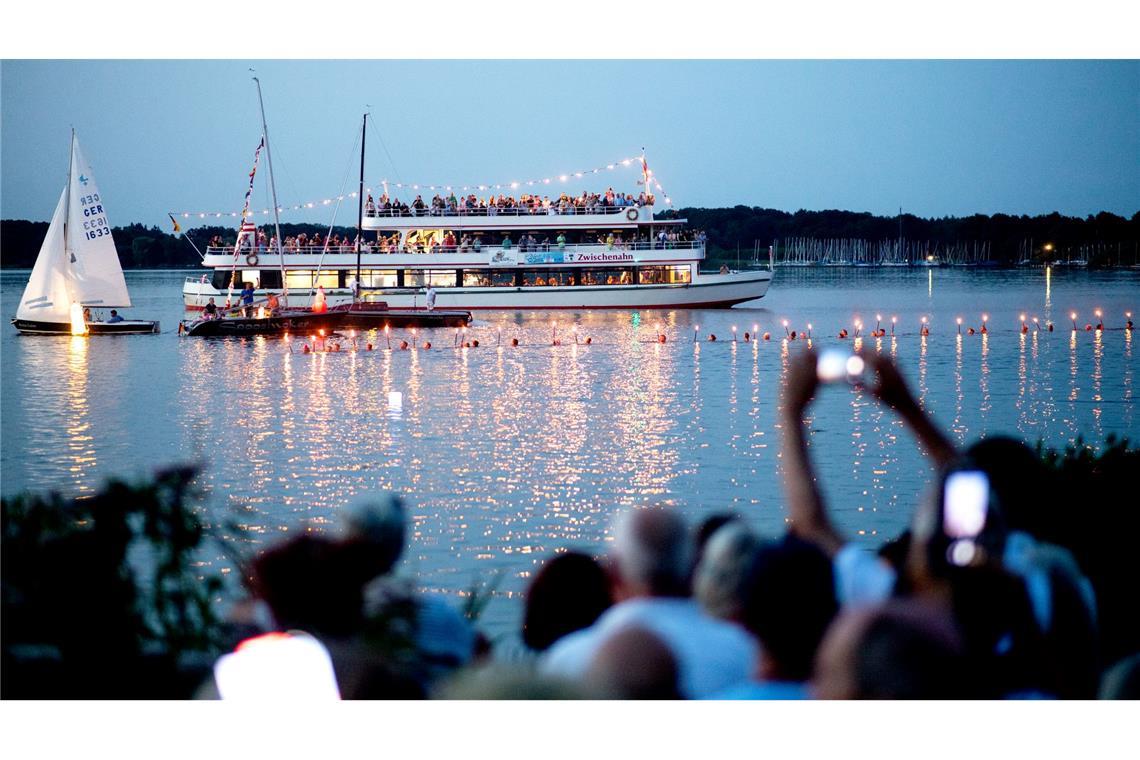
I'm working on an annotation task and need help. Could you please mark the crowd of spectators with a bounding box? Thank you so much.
[206,227,706,257]
[365,188,653,217]
[200,349,1137,701]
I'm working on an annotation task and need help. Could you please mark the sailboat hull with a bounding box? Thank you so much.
[11,318,160,335]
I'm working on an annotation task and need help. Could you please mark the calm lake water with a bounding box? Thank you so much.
[2,267,1136,644]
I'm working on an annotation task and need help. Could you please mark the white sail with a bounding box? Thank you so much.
[67,135,132,308]
[15,186,74,323]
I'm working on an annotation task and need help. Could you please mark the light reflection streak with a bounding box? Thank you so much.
[1069,330,1080,402]
[917,335,928,408]
[978,333,990,431]
[1125,328,1133,433]
[65,335,95,494]
[1016,332,1027,437]
[953,334,965,443]
[1091,327,1103,440]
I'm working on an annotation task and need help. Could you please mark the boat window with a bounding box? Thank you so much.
[490,270,516,287]
[639,266,665,284]
[666,265,692,284]
[285,270,339,290]
[211,270,234,289]
[463,270,492,287]
[405,270,457,287]
[578,268,633,286]
[260,270,283,289]
[359,269,398,288]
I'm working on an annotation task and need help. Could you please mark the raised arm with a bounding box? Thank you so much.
[863,353,958,468]
[780,349,845,557]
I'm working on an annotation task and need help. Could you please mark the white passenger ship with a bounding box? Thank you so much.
[181,140,771,312]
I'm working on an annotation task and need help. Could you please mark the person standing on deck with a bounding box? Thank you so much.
[240,282,255,317]
[425,284,437,311]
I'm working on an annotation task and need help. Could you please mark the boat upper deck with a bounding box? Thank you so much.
[362,203,679,231]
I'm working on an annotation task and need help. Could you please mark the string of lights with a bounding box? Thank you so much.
[171,152,674,221]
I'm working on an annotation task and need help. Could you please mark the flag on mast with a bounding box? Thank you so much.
[168,213,182,233]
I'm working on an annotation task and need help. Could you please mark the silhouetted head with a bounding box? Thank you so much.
[585,627,681,700]
[693,521,759,622]
[965,436,1055,540]
[611,507,691,599]
[741,535,838,682]
[691,513,740,575]
[814,599,967,699]
[336,493,407,584]
[250,535,363,638]
[523,552,612,651]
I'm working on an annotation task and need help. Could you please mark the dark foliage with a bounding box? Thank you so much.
[660,206,1140,266]
[0,220,360,270]
[1,465,235,698]
[4,208,1138,269]
[1034,435,1140,666]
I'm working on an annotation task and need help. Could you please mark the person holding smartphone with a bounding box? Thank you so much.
[781,348,958,606]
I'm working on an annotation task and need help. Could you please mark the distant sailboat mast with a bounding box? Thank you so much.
[254,76,288,306]
[356,112,367,291]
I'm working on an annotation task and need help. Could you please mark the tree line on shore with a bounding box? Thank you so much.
[2,208,1138,269]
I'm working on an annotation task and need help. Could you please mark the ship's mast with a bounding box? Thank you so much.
[356,113,367,294]
[253,77,288,303]
[64,129,75,264]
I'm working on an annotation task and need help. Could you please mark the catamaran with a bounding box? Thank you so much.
[12,132,159,336]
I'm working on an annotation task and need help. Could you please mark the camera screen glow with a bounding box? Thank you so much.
[943,471,989,538]
[817,349,848,382]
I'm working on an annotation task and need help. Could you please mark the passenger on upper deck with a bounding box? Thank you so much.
[364,186,654,217]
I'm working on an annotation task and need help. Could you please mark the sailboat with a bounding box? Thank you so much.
[11,131,159,335]
[181,86,469,337]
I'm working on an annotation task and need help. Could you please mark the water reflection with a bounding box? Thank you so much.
[953,335,965,444]
[1091,328,1104,440]
[65,336,96,494]
[3,269,1137,642]
[978,333,991,429]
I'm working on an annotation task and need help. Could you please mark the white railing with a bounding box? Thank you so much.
[203,240,703,257]
[364,202,652,218]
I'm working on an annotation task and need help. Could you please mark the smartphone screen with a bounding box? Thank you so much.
[942,470,989,538]
[817,349,849,382]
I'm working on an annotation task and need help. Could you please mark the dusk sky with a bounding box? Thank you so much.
[2,59,1137,232]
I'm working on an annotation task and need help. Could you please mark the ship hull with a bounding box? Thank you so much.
[184,272,772,311]
[11,318,160,335]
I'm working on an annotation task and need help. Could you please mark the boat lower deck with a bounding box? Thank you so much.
[179,307,471,337]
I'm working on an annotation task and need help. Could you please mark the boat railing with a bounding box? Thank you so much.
[364,202,653,218]
[202,240,704,257]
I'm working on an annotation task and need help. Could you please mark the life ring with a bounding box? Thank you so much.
[246,253,259,267]
[625,208,639,221]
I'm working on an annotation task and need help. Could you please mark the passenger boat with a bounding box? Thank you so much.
[179,87,472,338]
[12,132,159,336]
[181,117,772,312]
